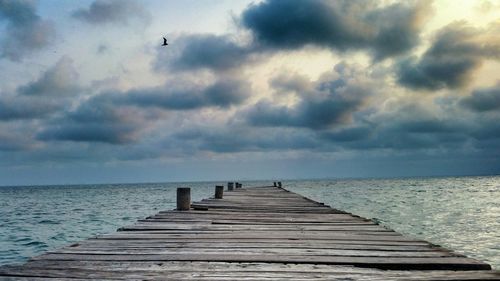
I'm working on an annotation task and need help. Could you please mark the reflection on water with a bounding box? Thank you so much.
[285,176,500,269]
[0,176,498,269]
[0,182,214,266]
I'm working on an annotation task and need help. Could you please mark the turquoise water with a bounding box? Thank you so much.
[0,176,499,269]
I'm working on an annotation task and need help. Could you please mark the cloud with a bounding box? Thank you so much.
[36,78,250,144]
[460,84,500,112]
[0,0,56,61]
[241,0,431,60]
[470,117,500,141]
[270,73,313,94]
[97,44,108,54]
[321,126,372,143]
[0,57,79,121]
[245,63,374,130]
[247,97,363,130]
[0,97,59,121]
[475,1,500,14]
[313,103,470,152]
[37,94,152,144]
[159,34,252,72]
[158,1,431,73]
[397,21,500,90]
[0,129,35,151]
[18,56,80,96]
[120,79,251,110]
[72,0,151,25]
[360,102,475,151]
[174,126,319,153]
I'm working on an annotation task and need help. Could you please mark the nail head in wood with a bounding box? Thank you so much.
[176,187,191,211]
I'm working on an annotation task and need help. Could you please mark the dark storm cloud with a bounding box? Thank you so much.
[0,0,56,61]
[37,94,148,144]
[161,1,429,73]
[470,117,500,140]
[321,126,372,143]
[460,85,500,112]
[36,78,250,144]
[204,79,250,107]
[0,57,79,121]
[173,100,478,156]
[333,123,465,151]
[170,95,497,157]
[0,97,59,120]
[165,35,252,71]
[246,66,372,130]
[0,131,34,151]
[72,0,151,25]
[397,21,500,90]
[123,79,251,110]
[247,97,362,130]
[174,126,318,153]
[18,56,80,96]
[350,104,470,151]
[378,104,463,135]
[241,0,430,60]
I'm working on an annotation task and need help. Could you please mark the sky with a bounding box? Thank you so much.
[0,0,499,185]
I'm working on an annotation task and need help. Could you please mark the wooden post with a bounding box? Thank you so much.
[215,185,224,199]
[228,182,234,191]
[236,182,242,188]
[278,182,282,187]
[273,182,277,187]
[176,187,191,211]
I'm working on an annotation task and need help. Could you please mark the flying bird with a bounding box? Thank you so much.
[162,37,168,46]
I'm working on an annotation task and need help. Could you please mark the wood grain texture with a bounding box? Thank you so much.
[1,185,498,280]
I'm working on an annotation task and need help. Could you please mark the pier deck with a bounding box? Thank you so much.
[1,185,499,280]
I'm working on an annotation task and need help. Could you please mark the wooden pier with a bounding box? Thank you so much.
[1,185,499,280]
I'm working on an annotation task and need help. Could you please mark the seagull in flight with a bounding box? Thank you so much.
[162,37,168,46]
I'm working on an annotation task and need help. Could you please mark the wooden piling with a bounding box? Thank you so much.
[273,181,277,187]
[278,181,282,187]
[215,185,224,199]
[176,187,191,211]
[228,182,234,191]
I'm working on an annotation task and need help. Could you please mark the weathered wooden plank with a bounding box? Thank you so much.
[190,204,337,212]
[147,216,361,221]
[77,238,434,246]
[155,210,356,218]
[50,248,456,258]
[118,224,394,232]
[30,253,491,270]
[1,264,500,281]
[7,261,499,277]
[111,230,402,236]
[3,261,497,280]
[64,241,439,251]
[96,232,416,241]
[140,220,375,225]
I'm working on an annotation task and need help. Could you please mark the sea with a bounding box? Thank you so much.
[0,176,499,269]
